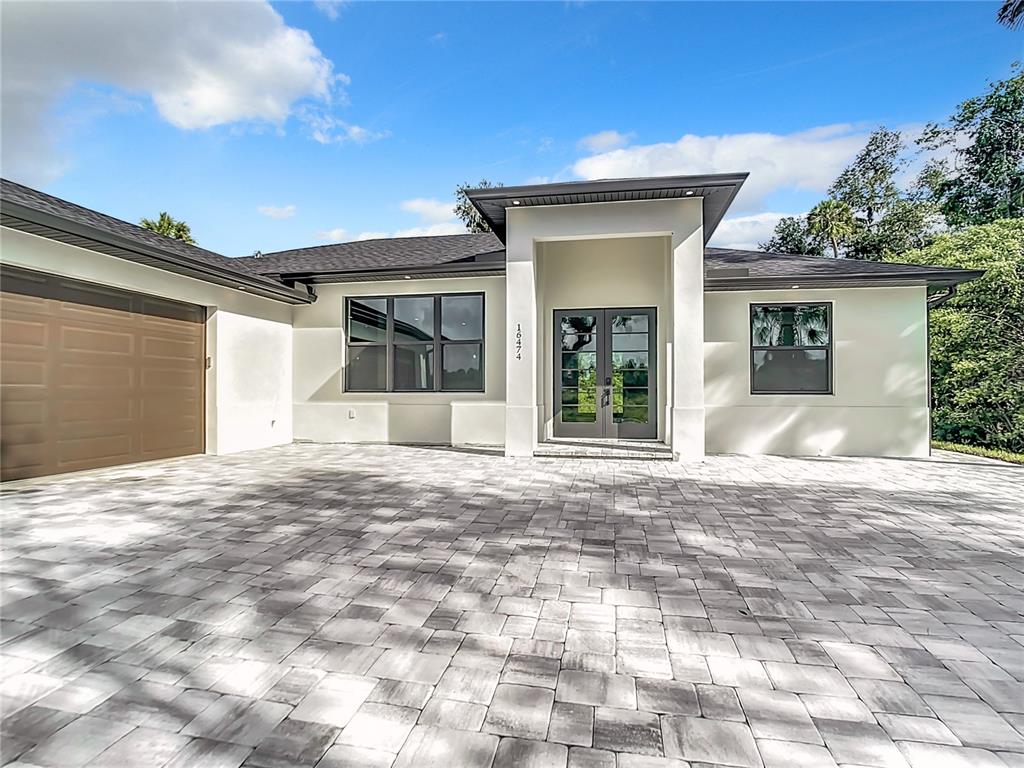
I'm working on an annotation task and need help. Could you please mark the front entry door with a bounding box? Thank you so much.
[554,308,657,439]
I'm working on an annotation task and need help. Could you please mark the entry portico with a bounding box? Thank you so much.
[466,174,747,460]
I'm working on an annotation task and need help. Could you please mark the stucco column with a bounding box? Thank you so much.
[670,223,705,461]
[504,225,537,457]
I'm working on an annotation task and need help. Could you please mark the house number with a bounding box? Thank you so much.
[514,323,523,360]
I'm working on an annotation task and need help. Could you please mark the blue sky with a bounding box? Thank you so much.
[2,1,1021,255]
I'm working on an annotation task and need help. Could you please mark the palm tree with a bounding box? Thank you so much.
[807,200,857,258]
[140,212,196,245]
[998,0,1023,28]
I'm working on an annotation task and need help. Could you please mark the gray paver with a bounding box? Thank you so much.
[661,715,762,767]
[1,444,1022,765]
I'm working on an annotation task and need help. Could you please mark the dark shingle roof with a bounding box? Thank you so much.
[237,232,503,276]
[1,178,313,303]
[704,247,982,289]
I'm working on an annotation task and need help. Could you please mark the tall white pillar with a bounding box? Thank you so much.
[504,228,537,457]
[670,223,706,461]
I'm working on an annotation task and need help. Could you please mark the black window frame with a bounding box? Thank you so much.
[749,301,833,395]
[345,292,485,393]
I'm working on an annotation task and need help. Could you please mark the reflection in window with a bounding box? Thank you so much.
[345,293,484,392]
[750,304,831,394]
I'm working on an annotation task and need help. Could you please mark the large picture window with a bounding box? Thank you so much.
[750,303,832,394]
[346,293,484,392]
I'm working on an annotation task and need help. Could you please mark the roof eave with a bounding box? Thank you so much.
[271,260,507,284]
[704,269,985,292]
[1,202,315,305]
[464,173,749,245]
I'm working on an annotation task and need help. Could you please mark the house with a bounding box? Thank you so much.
[0,174,982,480]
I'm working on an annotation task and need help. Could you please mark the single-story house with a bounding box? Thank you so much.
[0,173,982,480]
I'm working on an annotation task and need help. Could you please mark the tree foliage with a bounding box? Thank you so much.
[889,219,1024,452]
[998,0,1024,29]
[454,179,502,233]
[919,63,1024,227]
[140,212,196,245]
[761,127,940,260]
[806,199,857,258]
[758,215,824,256]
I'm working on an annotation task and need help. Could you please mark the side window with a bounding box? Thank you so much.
[750,303,831,394]
[345,293,485,393]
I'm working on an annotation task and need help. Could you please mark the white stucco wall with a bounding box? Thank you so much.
[291,275,506,445]
[504,198,705,458]
[537,236,671,441]
[0,227,295,455]
[704,286,930,457]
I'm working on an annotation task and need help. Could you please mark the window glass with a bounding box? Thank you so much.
[394,344,434,390]
[348,298,387,343]
[751,303,830,394]
[394,297,434,342]
[752,349,829,393]
[442,344,482,390]
[751,305,830,347]
[441,295,483,340]
[347,346,387,391]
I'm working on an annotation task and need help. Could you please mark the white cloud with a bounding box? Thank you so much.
[314,1,346,20]
[1,1,344,185]
[709,212,792,251]
[303,110,388,145]
[316,227,348,242]
[258,204,296,220]
[578,130,632,154]
[400,198,455,223]
[356,223,465,240]
[573,124,869,212]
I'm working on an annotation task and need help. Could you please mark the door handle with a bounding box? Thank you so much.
[601,385,611,407]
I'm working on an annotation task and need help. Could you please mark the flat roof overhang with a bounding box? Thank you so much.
[465,173,748,243]
[1,203,315,305]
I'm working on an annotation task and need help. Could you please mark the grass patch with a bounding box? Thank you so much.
[932,441,1024,465]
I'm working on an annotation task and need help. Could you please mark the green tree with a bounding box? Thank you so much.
[759,215,825,256]
[919,63,1024,227]
[998,0,1024,28]
[829,127,941,260]
[889,219,1024,451]
[140,212,196,245]
[454,179,502,233]
[806,199,857,258]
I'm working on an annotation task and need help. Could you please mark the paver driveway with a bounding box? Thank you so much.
[1,444,1023,768]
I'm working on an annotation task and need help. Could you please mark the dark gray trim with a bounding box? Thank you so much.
[2,203,314,305]
[749,302,834,396]
[280,260,505,284]
[465,173,748,244]
[344,291,485,394]
[708,270,984,292]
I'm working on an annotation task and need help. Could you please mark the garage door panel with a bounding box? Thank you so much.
[2,360,48,387]
[58,362,135,389]
[1,317,47,347]
[1,266,205,481]
[142,335,201,360]
[61,325,134,355]
[57,434,133,465]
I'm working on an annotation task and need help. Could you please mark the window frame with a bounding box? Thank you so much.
[748,301,834,396]
[345,292,485,393]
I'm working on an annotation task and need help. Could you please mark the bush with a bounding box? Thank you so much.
[889,219,1024,452]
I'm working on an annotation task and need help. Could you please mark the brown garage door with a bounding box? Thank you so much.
[1,266,205,481]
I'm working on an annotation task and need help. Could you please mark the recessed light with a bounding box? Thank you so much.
[404,275,411,280]
[512,200,521,205]
[236,285,247,290]
[685,190,695,195]
[791,285,800,289]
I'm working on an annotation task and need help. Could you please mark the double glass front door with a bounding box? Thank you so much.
[554,308,657,439]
